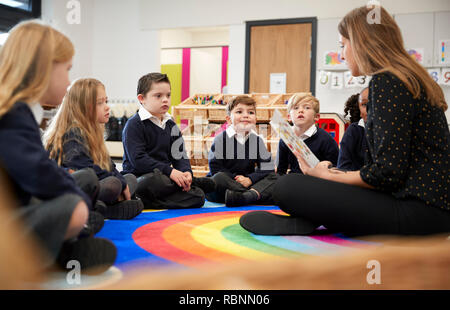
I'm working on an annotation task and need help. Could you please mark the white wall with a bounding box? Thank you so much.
[42,0,450,121]
[139,0,450,30]
[91,0,160,101]
[42,0,160,102]
[41,0,94,80]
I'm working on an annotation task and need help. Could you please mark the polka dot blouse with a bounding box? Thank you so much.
[360,72,450,211]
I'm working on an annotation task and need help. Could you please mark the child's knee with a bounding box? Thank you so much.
[212,172,232,186]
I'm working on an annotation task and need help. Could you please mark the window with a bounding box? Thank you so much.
[0,0,41,32]
[0,0,33,12]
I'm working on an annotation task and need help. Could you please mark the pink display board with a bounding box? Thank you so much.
[181,48,191,102]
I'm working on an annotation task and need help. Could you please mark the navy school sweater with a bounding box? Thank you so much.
[207,131,274,184]
[0,102,92,208]
[60,127,127,190]
[337,122,368,171]
[276,127,339,175]
[122,113,192,177]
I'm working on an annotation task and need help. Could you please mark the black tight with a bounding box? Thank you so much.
[273,174,450,236]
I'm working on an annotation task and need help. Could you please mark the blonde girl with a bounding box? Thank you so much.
[241,5,450,237]
[44,78,143,220]
[0,21,116,272]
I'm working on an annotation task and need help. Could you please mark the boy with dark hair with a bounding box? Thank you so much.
[122,73,215,209]
[207,95,277,207]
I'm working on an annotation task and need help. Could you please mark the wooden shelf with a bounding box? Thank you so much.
[105,141,124,158]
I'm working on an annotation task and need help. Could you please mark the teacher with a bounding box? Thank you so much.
[240,5,450,236]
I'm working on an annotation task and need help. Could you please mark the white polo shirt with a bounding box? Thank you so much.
[226,126,258,145]
[138,106,173,130]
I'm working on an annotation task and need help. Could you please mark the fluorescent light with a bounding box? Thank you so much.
[0,0,23,7]
[0,33,9,45]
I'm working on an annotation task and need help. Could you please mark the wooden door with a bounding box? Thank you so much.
[246,19,316,94]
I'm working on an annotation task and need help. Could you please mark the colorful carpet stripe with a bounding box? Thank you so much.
[96,204,376,271]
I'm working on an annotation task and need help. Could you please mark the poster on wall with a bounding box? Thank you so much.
[323,51,346,69]
[270,73,287,94]
[318,70,331,87]
[407,48,425,64]
[438,40,450,65]
[330,72,344,90]
[356,75,370,88]
[344,71,356,88]
[440,68,450,86]
[427,68,441,83]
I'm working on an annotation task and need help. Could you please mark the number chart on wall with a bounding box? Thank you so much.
[318,70,370,90]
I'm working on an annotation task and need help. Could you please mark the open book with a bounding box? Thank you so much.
[270,109,320,168]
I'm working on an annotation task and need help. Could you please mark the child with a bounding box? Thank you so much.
[0,21,116,272]
[122,73,215,209]
[207,95,277,207]
[44,78,144,220]
[337,87,369,171]
[276,93,339,175]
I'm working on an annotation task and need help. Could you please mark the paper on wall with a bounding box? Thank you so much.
[439,40,450,65]
[270,109,320,168]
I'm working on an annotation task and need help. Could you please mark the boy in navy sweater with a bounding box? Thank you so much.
[207,95,276,207]
[276,93,339,175]
[122,73,215,209]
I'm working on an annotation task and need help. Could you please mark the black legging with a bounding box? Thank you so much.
[273,174,450,236]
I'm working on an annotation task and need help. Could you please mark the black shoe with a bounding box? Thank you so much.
[192,177,216,193]
[225,189,258,207]
[239,211,316,235]
[56,237,117,274]
[105,199,144,220]
[79,211,105,238]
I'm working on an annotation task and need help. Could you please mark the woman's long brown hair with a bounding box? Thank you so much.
[338,5,447,111]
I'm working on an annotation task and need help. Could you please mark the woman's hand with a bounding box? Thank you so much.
[293,150,372,189]
[293,151,333,179]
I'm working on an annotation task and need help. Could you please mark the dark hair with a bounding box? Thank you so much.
[226,95,256,115]
[137,73,170,96]
[344,93,361,123]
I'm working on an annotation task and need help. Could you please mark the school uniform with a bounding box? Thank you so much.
[0,102,97,260]
[207,126,276,204]
[276,124,339,174]
[60,127,137,204]
[122,107,204,209]
[337,119,368,171]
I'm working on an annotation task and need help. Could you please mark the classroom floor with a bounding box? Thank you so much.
[41,200,379,289]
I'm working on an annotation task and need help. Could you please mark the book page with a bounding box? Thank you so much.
[270,109,320,168]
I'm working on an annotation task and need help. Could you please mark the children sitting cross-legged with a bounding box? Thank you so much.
[276,93,339,175]
[207,95,277,207]
[122,73,215,209]
[45,78,144,220]
[0,21,116,273]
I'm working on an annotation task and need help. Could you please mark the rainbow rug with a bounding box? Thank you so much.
[95,201,376,272]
